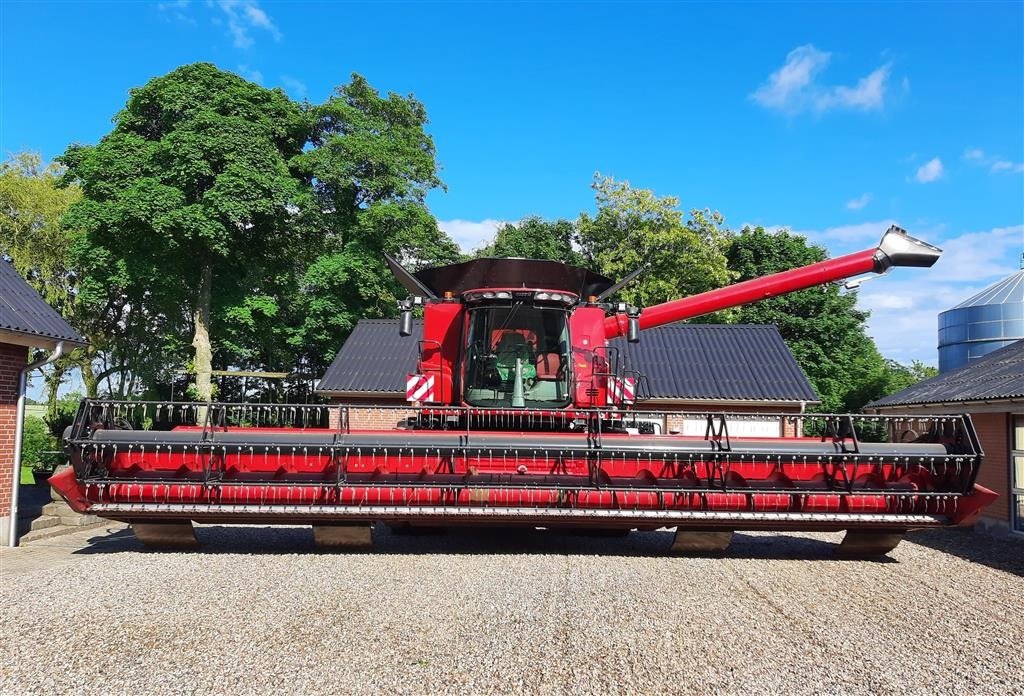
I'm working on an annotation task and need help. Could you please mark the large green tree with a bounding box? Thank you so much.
[286,75,459,371]
[61,64,310,401]
[0,152,92,418]
[478,216,583,264]
[723,226,918,412]
[575,174,732,305]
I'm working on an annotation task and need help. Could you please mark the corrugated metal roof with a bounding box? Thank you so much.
[0,259,87,346]
[317,319,819,403]
[869,339,1024,408]
[951,270,1024,308]
[318,320,425,394]
[615,324,819,402]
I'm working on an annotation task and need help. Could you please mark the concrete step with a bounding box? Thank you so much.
[41,502,67,517]
[19,520,109,545]
[41,501,100,527]
[30,515,62,532]
[59,513,100,527]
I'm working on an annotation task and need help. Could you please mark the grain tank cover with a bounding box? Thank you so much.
[411,257,615,298]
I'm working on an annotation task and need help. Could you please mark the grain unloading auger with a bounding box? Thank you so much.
[50,226,996,555]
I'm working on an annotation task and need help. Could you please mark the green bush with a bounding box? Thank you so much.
[44,391,83,439]
[22,415,57,470]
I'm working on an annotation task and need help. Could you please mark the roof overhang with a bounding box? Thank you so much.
[640,397,818,409]
[317,390,406,399]
[0,328,85,352]
[316,393,818,408]
[868,398,1024,414]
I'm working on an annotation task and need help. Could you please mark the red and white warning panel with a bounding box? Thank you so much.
[406,373,436,403]
[607,376,636,406]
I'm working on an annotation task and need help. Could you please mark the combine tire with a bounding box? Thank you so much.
[836,530,905,558]
[131,521,200,550]
[312,523,373,550]
[670,529,733,555]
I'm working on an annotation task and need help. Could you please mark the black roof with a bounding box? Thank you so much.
[408,258,615,298]
[616,324,818,403]
[317,319,818,403]
[0,259,86,346]
[318,320,425,394]
[869,339,1024,408]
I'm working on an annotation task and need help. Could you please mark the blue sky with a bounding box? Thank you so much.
[2,1,1022,369]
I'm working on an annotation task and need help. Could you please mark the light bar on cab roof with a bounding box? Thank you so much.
[462,290,577,305]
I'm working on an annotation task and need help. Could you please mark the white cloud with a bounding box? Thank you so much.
[817,64,890,111]
[845,193,872,211]
[925,224,1022,282]
[156,0,194,23]
[751,45,831,110]
[914,157,944,183]
[437,219,504,253]
[962,147,1024,174]
[216,0,280,48]
[751,45,892,114]
[236,64,263,84]
[279,75,308,99]
[797,219,900,244]
[991,160,1024,173]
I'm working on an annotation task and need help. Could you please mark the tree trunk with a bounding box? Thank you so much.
[192,263,214,403]
[80,347,99,398]
[44,363,67,428]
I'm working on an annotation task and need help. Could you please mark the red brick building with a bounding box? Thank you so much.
[317,319,819,436]
[868,339,1023,537]
[0,260,86,546]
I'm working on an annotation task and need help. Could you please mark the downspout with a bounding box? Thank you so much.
[7,341,65,547]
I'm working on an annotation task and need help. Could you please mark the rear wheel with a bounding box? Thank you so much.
[836,530,905,558]
[131,520,199,550]
[670,529,733,555]
[312,523,373,550]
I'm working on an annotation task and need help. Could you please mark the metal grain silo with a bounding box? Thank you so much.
[937,268,1024,373]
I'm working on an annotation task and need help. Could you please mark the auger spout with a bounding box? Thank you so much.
[605,225,941,339]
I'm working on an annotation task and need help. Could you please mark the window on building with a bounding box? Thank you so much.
[1013,415,1024,534]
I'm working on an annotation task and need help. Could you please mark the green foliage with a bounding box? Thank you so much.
[61,64,310,399]
[479,216,583,264]
[0,152,83,312]
[44,390,84,438]
[59,64,458,391]
[21,416,57,470]
[576,174,732,305]
[723,226,931,413]
[286,74,458,370]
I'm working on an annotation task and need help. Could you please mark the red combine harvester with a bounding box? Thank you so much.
[50,226,996,555]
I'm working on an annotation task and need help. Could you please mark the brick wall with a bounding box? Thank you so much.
[329,397,417,430]
[970,411,1010,523]
[329,396,802,435]
[0,343,27,519]
[636,404,800,437]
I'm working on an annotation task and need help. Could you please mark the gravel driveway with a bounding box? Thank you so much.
[1,524,1021,695]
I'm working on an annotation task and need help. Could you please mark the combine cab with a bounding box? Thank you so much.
[50,226,996,556]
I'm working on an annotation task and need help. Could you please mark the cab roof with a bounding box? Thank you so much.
[397,257,615,298]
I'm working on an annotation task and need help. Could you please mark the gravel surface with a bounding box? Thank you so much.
[1,524,1021,695]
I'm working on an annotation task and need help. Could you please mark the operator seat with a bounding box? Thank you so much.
[494,332,536,381]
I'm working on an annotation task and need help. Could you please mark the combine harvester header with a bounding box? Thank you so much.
[50,226,996,555]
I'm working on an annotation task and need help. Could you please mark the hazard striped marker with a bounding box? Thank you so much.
[607,376,636,406]
[406,373,436,403]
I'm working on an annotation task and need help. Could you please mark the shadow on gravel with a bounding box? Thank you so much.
[905,528,1024,577]
[71,525,893,562]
